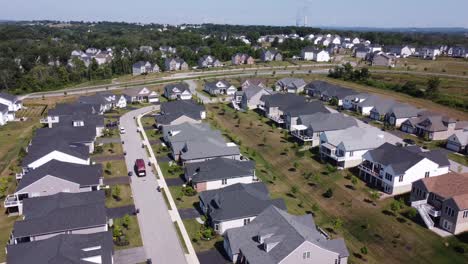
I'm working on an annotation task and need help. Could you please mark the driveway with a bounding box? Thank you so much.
[197,249,230,264]
[107,205,136,219]
[178,208,202,220]
[120,105,187,264]
[184,80,218,104]
[103,176,130,186]
[114,247,147,264]
[96,137,123,144]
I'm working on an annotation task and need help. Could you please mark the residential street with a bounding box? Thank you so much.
[120,105,187,264]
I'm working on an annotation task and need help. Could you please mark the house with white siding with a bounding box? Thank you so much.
[446,130,468,154]
[359,143,450,195]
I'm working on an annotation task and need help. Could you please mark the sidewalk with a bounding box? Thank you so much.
[137,112,200,264]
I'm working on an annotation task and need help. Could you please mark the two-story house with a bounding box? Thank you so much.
[132,61,160,76]
[261,49,283,62]
[157,100,206,127]
[204,80,237,96]
[446,129,468,154]
[164,83,192,100]
[123,87,159,103]
[283,101,330,130]
[401,113,468,141]
[260,93,306,124]
[275,78,306,94]
[359,143,450,195]
[238,85,274,110]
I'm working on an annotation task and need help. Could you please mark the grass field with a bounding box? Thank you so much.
[98,160,128,179]
[113,215,143,250]
[183,219,223,252]
[206,103,468,264]
[396,57,468,76]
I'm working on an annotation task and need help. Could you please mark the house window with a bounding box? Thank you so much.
[399,175,404,182]
[303,252,311,259]
[463,211,468,218]
[243,218,251,225]
[221,179,227,185]
[349,151,354,157]
[445,206,455,217]
[425,171,430,178]
[214,224,219,231]
[385,173,393,181]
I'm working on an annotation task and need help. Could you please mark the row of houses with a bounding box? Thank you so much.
[70,48,113,67]
[154,99,349,263]
[0,92,23,126]
[236,78,468,236]
[3,98,124,263]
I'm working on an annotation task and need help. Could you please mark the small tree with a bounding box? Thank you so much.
[369,190,381,205]
[360,246,368,255]
[351,176,358,189]
[290,185,299,197]
[332,218,343,230]
[106,162,112,172]
[112,185,121,200]
[109,142,114,149]
[324,188,334,198]
[113,224,122,238]
[407,207,417,219]
[122,214,131,229]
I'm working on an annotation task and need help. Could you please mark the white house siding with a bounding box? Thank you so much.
[215,216,256,235]
[382,159,448,195]
[201,176,255,191]
[359,106,374,116]
[27,151,89,170]
[0,98,22,112]
[340,149,369,169]
[302,52,314,61]
[0,112,7,126]
[183,154,242,165]
[281,241,345,264]
[446,141,462,152]
[226,87,237,96]
[17,175,81,197]
[315,51,330,62]
[180,93,192,100]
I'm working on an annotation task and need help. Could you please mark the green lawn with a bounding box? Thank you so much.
[113,215,143,250]
[206,103,468,264]
[98,160,128,179]
[169,186,199,209]
[105,184,134,208]
[95,142,124,156]
[159,162,183,179]
[174,222,189,254]
[448,153,468,167]
[183,219,223,253]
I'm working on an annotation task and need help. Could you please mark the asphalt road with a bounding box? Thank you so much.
[120,105,187,264]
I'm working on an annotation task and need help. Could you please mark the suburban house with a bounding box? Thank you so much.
[320,126,389,169]
[410,172,468,235]
[369,100,399,121]
[164,82,192,100]
[446,129,468,154]
[79,92,127,111]
[204,80,237,96]
[199,183,286,234]
[385,104,422,128]
[0,103,10,126]
[275,78,307,94]
[163,122,222,153]
[283,101,330,130]
[42,103,103,128]
[184,158,256,191]
[291,112,358,147]
[301,47,330,62]
[198,55,222,68]
[401,114,468,141]
[132,61,160,75]
[305,80,339,97]
[342,93,370,110]
[354,95,394,116]
[21,140,90,175]
[419,47,441,60]
[238,85,274,110]
[260,93,306,124]
[160,46,177,56]
[123,87,159,103]
[224,205,349,264]
[319,86,357,107]
[4,161,102,215]
[139,45,153,54]
[0,92,23,112]
[359,143,450,195]
[231,53,255,65]
[241,78,266,90]
[385,45,415,58]
[164,57,189,71]
[157,100,206,126]
[372,53,397,67]
[6,232,114,264]
[261,49,283,62]
[449,46,468,58]
[354,46,370,59]
[9,191,108,244]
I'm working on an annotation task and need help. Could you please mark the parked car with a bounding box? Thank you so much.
[135,158,146,177]
[120,127,126,134]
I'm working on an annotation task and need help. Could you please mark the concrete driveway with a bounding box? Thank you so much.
[120,105,187,264]
[114,247,147,264]
[184,80,218,104]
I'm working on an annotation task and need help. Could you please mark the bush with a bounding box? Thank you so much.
[326,164,337,173]
[407,207,418,219]
[94,146,104,154]
[323,188,334,198]
[360,246,368,255]
[122,214,131,229]
[182,186,197,197]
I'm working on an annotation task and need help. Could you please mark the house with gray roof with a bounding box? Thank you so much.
[446,129,468,154]
[385,104,422,127]
[10,191,108,245]
[342,93,370,110]
[165,57,188,71]
[0,103,9,126]
[275,78,306,94]
[305,81,357,106]
[0,92,22,112]
[283,101,330,130]
[261,93,307,124]
[354,95,393,116]
[198,55,223,68]
[239,85,274,110]
[79,92,127,111]
[261,49,283,62]
[369,100,398,120]
[360,143,450,195]
[132,61,160,76]
[6,231,113,264]
[184,158,256,191]
[164,82,192,100]
[292,113,358,147]
[123,87,159,103]
[401,113,468,141]
[42,102,102,128]
[199,183,286,234]
[241,78,266,90]
[320,126,391,169]
[157,100,206,126]
[305,80,340,97]
[204,80,237,96]
[224,206,349,264]
[4,160,102,215]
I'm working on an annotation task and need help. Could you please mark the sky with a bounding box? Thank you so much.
[1,0,467,28]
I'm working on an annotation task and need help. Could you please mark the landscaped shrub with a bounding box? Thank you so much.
[323,188,334,198]
[182,186,197,197]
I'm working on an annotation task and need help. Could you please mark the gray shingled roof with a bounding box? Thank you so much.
[185,158,255,183]
[180,137,240,161]
[157,100,204,125]
[48,103,100,117]
[225,206,349,264]
[17,160,102,192]
[276,78,306,90]
[0,92,17,102]
[356,95,394,108]
[243,85,273,100]
[0,103,8,113]
[388,104,421,119]
[284,101,329,117]
[204,80,233,92]
[298,112,358,133]
[261,93,306,109]
[7,231,113,264]
[366,143,450,174]
[13,191,107,238]
[22,140,89,167]
[199,183,286,222]
[164,83,190,96]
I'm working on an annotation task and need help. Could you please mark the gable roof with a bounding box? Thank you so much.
[158,100,204,125]
[419,172,468,209]
[204,80,233,91]
[199,183,286,221]
[450,130,468,146]
[298,112,358,132]
[185,158,255,183]
[13,191,107,238]
[356,95,394,109]
[225,206,349,264]
[284,101,330,117]
[0,92,18,102]
[22,140,89,167]
[261,93,306,109]
[122,87,151,97]
[323,126,387,151]
[242,78,266,87]
[164,82,190,95]
[17,160,102,192]
[7,231,113,264]
[180,137,240,161]
[276,78,306,90]
[243,85,274,100]
[388,104,421,119]
[47,103,100,117]
[0,103,8,114]
[366,143,424,174]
